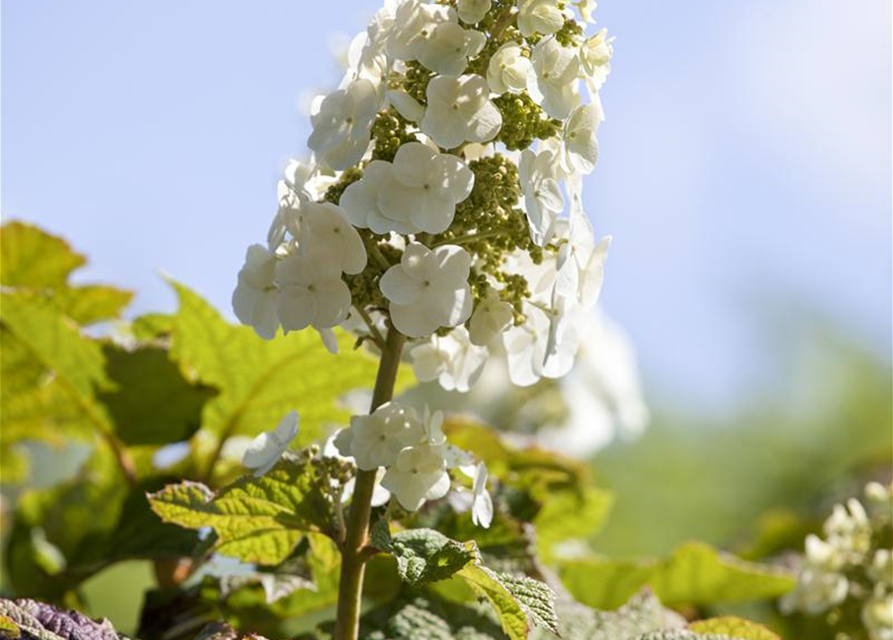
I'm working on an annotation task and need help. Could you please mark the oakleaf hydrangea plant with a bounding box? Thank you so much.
[228,1,614,638]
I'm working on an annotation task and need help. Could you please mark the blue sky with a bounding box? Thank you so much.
[2,0,890,410]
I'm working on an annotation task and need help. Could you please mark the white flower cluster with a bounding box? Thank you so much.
[233,0,614,391]
[781,482,893,640]
[333,402,492,523]
[241,406,493,524]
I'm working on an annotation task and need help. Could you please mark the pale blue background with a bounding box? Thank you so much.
[3,0,891,409]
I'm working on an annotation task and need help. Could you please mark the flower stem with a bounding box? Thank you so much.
[333,324,405,640]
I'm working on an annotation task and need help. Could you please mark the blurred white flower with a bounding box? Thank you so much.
[862,593,893,640]
[540,309,649,456]
[554,195,610,309]
[517,0,565,38]
[381,442,450,510]
[458,0,491,24]
[422,74,502,149]
[411,326,488,392]
[503,306,577,386]
[419,22,486,76]
[233,244,279,340]
[276,254,352,331]
[307,79,379,171]
[378,142,475,234]
[487,43,532,95]
[471,462,493,528]
[468,289,514,346]
[243,411,299,477]
[529,38,581,119]
[380,243,473,338]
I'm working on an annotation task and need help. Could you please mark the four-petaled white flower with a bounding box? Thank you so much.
[387,0,453,62]
[243,411,299,477]
[487,43,533,95]
[339,161,409,234]
[471,462,493,528]
[411,327,488,392]
[282,201,368,275]
[380,243,473,338]
[381,442,450,511]
[307,79,379,171]
[468,289,515,346]
[519,148,564,246]
[517,0,565,38]
[422,74,503,150]
[419,23,486,76]
[378,142,475,234]
[529,38,581,119]
[276,254,352,332]
[458,0,491,24]
[339,401,424,470]
[233,244,279,340]
[562,103,602,175]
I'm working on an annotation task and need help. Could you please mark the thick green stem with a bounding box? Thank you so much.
[333,325,405,640]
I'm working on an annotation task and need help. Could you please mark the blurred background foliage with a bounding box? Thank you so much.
[0,221,890,640]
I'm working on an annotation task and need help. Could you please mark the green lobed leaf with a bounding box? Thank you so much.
[98,344,217,446]
[457,564,529,640]
[534,487,614,562]
[148,455,339,565]
[559,542,796,610]
[4,452,200,599]
[688,617,781,640]
[0,222,85,288]
[497,573,559,636]
[0,292,114,445]
[360,595,507,640]
[636,633,736,640]
[0,221,132,324]
[164,281,409,476]
[391,529,479,587]
[531,589,686,640]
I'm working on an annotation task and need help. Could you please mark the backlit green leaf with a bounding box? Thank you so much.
[559,542,795,610]
[164,281,409,477]
[688,617,781,640]
[98,344,216,446]
[148,455,339,565]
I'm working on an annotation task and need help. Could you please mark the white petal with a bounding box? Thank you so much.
[392,141,437,187]
[386,90,425,123]
[390,302,441,338]
[311,278,352,328]
[277,287,315,332]
[380,265,424,304]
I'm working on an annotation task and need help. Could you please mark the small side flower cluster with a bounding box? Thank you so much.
[333,402,492,525]
[233,0,614,390]
[241,406,493,525]
[781,482,893,640]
